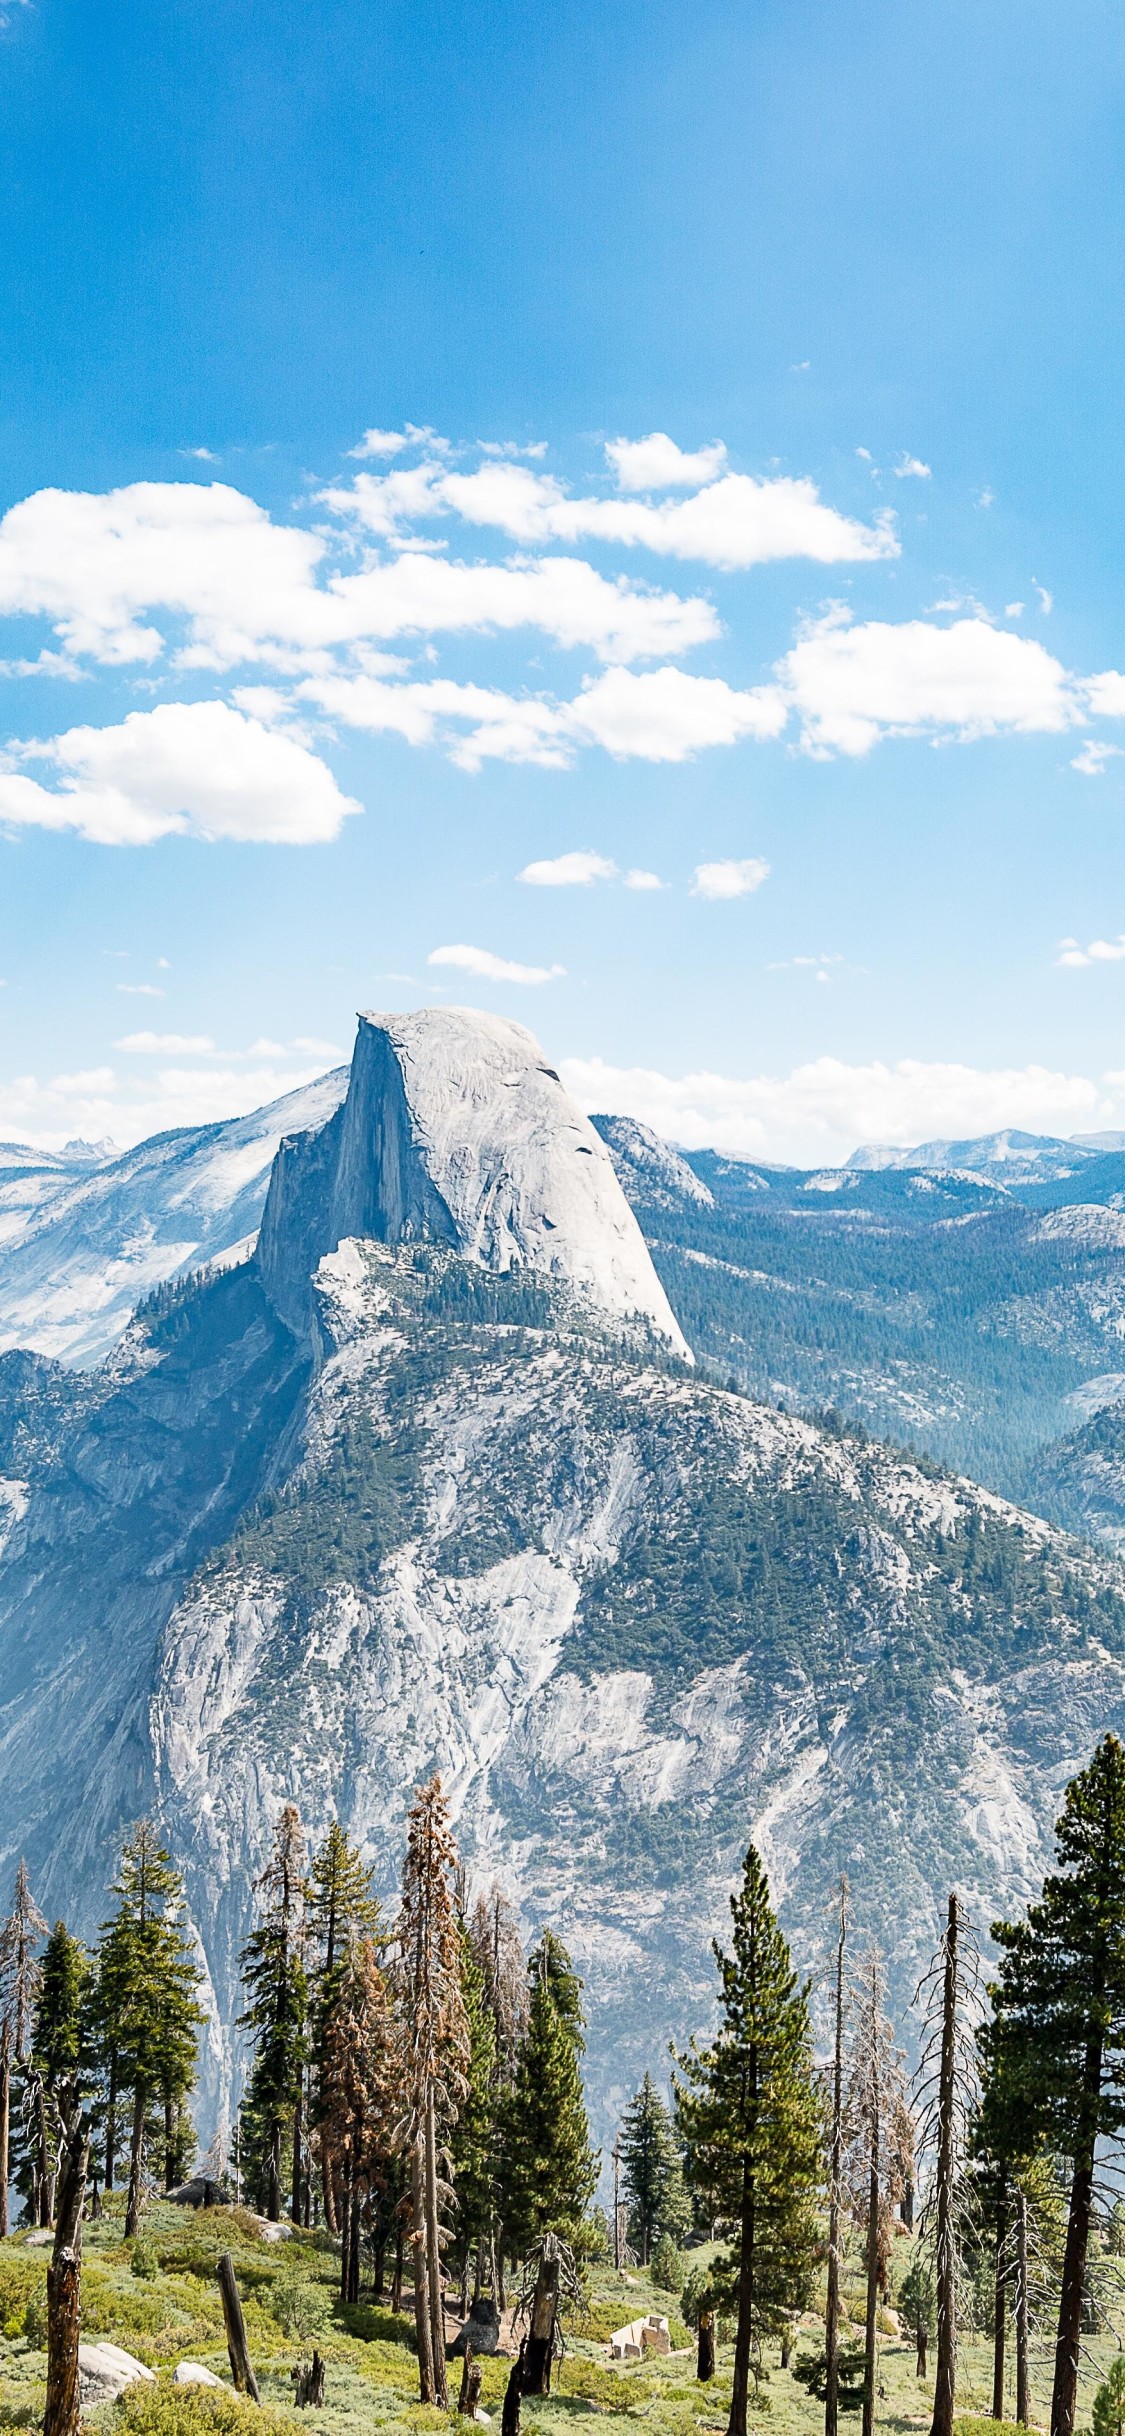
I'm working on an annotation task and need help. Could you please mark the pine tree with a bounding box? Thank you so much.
[0,1861,47,2235]
[319,1932,397,2302]
[396,1774,470,2407]
[499,1929,598,2263]
[307,1820,381,2231]
[618,2074,687,2264]
[96,1822,204,2236]
[989,1735,1125,2436]
[449,1927,498,2305]
[239,1803,309,2224]
[675,1845,823,2436]
[19,1923,88,2226]
[467,1881,527,2302]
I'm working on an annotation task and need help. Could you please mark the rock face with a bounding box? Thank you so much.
[0,1009,1124,2170]
[257,1009,689,1354]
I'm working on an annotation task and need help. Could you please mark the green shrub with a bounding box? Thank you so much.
[952,2418,1026,2436]
[114,2380,294,2436]
[21,2292,47,2350]
[268,2271,326,2340]
[132,2238,160,2282]
[651,2234,683,2294]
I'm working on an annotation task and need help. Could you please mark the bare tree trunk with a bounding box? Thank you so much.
[293,2350,325,2406]
[104,2056,117,2194]
[348,2192,361,2304]
[862,2155,880,2436]
[825,1881,847,2436]
[930,1895,959,2436]
[164,2090,176,2193]
[501,2341,525,2436]
[125,2083,146,2239]
[425,2093,448,2406]
[0,2021,10,2240]
[412,2130,436,2403]
[392,2215,404,2315]
[992,2187,1007,2421]
[44,2089,88,2436]
[1016,2193,1030,2428]
[218,2251,261,2402]
[339,2178,351,2304]
[698,2310,716,2382]
[267,2115,282,2224]
[918,2331,928,2379]
[728,2154,755,2436]
[524,2239,561,2396]
[322,2153,338,2234]
[292,2094,302,2226]
[1052,2134,1097,2436]
[459,2352,483,2418]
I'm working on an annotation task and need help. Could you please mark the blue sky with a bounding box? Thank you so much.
[2,0,1125,1160]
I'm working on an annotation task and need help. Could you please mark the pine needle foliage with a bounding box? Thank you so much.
[675,1843,823,2436]
[239,1804,309,2224]
[499,1929,598,2258]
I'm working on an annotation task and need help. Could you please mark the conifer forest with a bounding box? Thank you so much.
[7,1746,1125,2436]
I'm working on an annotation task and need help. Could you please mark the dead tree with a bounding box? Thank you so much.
[825,1877,848,2436]
[218,2251,261,2402]
[913,1895,982,2436]
[516,2230,581,2399]
[292,2351,326,2407]
[501,2341,526,2436]
[459,2348,484,2418]
[697,2308,716,2382]
[396,1775,470,2408]
[845,1945,908,2436]
[43,2083,89,2436]
[1015,2191,1030,2428]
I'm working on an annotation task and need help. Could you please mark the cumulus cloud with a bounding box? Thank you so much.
[894,455,932,479]
[518,850,617,886]
[427,944,566,985]
[1072,741,1122,776]
[114,1031,216,1053]
[0,1055,335,1151]
[778,608,1078,756]
[604,434,728,491]
[691,857,770,900]
[562,1052,1110,1166]
[569,668,786,761]
[304,663,786,771]
[625,868,665,890]
[0,479,718,674]
[0,701,360,844]
[116,983,165,997]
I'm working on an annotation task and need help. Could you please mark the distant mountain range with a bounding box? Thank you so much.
[0,1012,1122,2159]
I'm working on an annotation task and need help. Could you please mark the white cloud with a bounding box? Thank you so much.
[343,459,898,572]
[1034,580,1053,615]
[604,434,728,491]
[624,868,665,890]
[427,943,566,986]
[0,1055,332,1151]
[0,700,360,845]
[894,455,932,479]
[1057,934,1125,968]
[777,608,1078,756]
[1072,741,1122,777]
[116,983,165,998]
[562,1052,1109,1165]
[518,850,617,886]
[691,857,770,901]
[114,1031,216,1053]
[304,662,786,771]
[569,667,786,762]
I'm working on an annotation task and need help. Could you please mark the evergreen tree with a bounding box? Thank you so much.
[499,1929,598,2261]
[618,2073,687,2264]
[1094,2358,1125,2436]
[396,1773,469,2408]
[17,1923,89,2226]
[307,1820,381,2231]
[0,1861,47,2235]
[467,1881,527,2302]
[239,1803,309,2224]
[449,1926,498,2303]
[989,1735,1125,2436]
[96,1822,204,2236]
[843,1947,910,2436]
[675,1845,823,2436]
